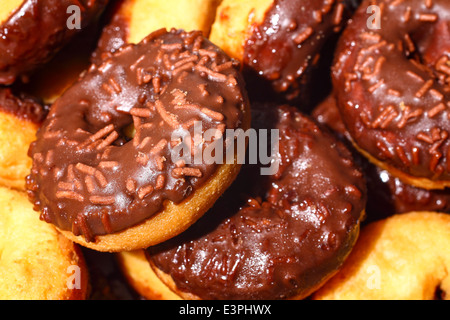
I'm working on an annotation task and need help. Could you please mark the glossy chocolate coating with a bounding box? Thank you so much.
[0,0,108,85]
[312,94,450,219]
[26,29,248,241]
[148,104,366,300]
[333,0,450,182]
[90,0,130,65]
[243,0,348,100]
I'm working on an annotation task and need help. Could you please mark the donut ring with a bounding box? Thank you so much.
[27,28,250,252]
[121,104,366,300]
[0,0,108,85]
[0,186,89,299]
[313,212,450,300]
[209,0,350,100]
[333,0,450,190]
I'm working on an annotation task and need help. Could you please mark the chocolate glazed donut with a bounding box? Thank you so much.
[26,28,249,252]
[333,0,450,190]
[147,104,366,300]
[209,0,351,103]
[0,0,108,85]
[244,0,349,101]
[312,95,450,220]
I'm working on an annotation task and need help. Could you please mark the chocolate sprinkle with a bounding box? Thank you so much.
[333,0,450,183]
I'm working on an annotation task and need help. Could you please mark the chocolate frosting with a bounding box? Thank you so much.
[26,29,248,241]
[243,0,349,100]
[0,0,108,85]
[148,104,366,300]
[333,0,450,182]
[90,0,130,66]
[313,94,450,219]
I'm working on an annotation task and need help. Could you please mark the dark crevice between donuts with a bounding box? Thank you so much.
[81,247,141,300]
[244,34,340,113]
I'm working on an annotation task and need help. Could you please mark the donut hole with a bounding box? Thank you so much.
[398,18,450,91]
[409,19,450,70]
[123,122,136,140]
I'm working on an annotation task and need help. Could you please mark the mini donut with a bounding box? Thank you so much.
[209,0,351,101]
[312,94,450,218]
[0,185,89,299]
[312,211,450,300]
[332,0,450,190]
[27,28,250,252]
[16,15,107,105]
[91,0,222,64]
[0,88,47,191]
[119,104,367,300]
[0,0,108,85]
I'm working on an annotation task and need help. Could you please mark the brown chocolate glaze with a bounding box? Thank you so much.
[243,0,350,101]
[26,28,248,242]
[90,0,130,66]
[333,0,450,183]
[148,104,366,300]
[0,0,109,85]
[0,87,48,124]
[312,94,450,220]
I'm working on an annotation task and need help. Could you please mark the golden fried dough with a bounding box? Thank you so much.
[0,112,38,191]
[126,0,222,42]
[0,0,23,25]
[313,212,450,300]
[0,186,89,299]
[103,0,222,47]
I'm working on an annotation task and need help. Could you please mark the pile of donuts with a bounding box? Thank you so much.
[0,0,449,300]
